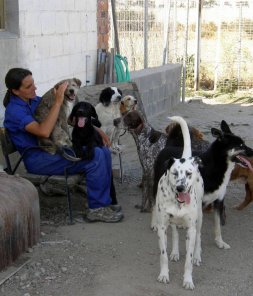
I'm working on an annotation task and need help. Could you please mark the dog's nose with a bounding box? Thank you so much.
[176,185,185,193]
[69,89,74,94]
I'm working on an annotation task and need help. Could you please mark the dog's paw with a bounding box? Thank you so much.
[170,253,179,261]
[215,239,231,249]
[183,279,195,290]
[177,224,186,229]
[193,257,201,266]
[157,273,170,284]
[232,203,244,210]
[111,144,125,154]
[150,224,157,232]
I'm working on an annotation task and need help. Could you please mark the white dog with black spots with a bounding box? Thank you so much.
[151,116,204,290]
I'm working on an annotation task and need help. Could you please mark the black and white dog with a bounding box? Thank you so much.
[154,120,253,250]
[69,101,103,160]
[95,87,123,153]
[152,116,204,290]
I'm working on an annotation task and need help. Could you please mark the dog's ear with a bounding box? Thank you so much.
[99,88,111,106]
[91,105,102,128]
[193,156,203,168]
[149,129,161,143]
[68,103,78,126]
[220,120,232,134]
[42,90,55,108]
[118,88,123,96]
[54,80,66,90]
[246,145,253,157]
[73,78,82,88]
[120,101,126,114]
[211,128,223,140]
[164,158,175,174]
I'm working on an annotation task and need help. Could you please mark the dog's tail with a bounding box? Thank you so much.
[168,116,192,158]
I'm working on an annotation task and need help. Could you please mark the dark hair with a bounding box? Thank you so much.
[3,68,32,107]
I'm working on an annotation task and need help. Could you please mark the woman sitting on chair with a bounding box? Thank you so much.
[3,68,123,223]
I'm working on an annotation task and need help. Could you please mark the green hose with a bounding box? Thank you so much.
[114,54,130,82]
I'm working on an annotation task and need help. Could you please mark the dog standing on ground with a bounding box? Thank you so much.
[68,101,103,160]
[123,110,208,212]
[230,158,253,210]
[123,110,169,211]
[154,120,253,249]
[95,87,123,153]
[35,78,81,156]
[112,94,138,150]
[152,116,204,290]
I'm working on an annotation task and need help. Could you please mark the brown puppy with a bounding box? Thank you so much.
[35,78,81,154]
[230,158,253,210]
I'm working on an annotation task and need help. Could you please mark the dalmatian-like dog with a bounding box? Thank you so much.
[151,116,204,290]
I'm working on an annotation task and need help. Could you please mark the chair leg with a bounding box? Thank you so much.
[119,153,123,183]
[64,167,75,225]
[118,136,124,184]
[65,181,74,225]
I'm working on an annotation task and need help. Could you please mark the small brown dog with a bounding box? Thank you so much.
[230,158,253,210]
[35,78,81,155]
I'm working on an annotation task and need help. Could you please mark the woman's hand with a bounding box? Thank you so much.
[95,127,111,147]
[54,81,68,106]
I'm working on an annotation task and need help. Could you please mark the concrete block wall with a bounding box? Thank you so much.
[0,0,98,125]
[130,64,182,118]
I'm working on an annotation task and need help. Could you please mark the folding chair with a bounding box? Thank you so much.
[0,127,83,224]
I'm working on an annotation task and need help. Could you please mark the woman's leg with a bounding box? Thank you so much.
[72,147,112,209]
[24,147,113,209]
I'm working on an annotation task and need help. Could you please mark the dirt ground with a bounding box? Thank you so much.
[1,95,253,296]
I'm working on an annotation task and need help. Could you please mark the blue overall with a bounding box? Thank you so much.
[4,94,113,209]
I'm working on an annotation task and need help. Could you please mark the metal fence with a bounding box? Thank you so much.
[110,0,253,92]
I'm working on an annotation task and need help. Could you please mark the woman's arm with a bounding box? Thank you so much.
[25,82,68,138]
[95,126,111,147]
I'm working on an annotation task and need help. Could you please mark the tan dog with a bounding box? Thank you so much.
[111,95,138,154]
[120,95,137,115]
[230,158,253,210]
[35,78,81,155]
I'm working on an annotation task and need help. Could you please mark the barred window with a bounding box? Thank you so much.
[0,0,5,30]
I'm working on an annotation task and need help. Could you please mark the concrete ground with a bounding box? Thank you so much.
[1,96,253,296]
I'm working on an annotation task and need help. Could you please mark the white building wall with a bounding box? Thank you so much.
[0,0,98,125]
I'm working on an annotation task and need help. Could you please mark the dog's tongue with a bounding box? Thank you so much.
[78,117,85,128]
[177,192,190,204]
[237,155,253,172]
